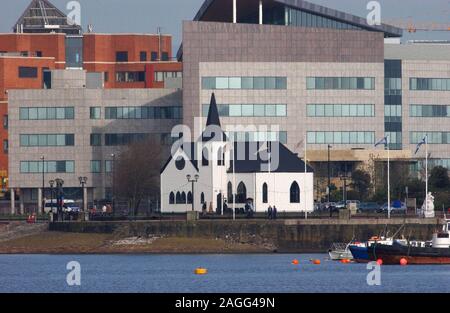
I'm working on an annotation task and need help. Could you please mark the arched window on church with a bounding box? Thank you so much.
[176,192,181,204]
[227,182,233,203]
[169,192,175,204]
[290,181,300,203]
[262,183,268,203]
[187,192,193,204]
[202,148,209,166]
[181,192,186,204]
[200,192,205,204]
[237,182,247,203]
[217,147,225,166]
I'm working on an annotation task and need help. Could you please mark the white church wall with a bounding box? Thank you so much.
[254,172,314,213]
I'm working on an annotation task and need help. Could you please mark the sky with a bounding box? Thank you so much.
[1,0,449,50]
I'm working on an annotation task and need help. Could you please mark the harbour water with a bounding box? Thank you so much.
[1,254,449,293]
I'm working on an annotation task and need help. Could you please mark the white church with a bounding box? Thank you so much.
[160,94,314,214]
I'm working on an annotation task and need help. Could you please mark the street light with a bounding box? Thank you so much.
[111,153,116,215]
[40,155,45,214]
[79,176,88,213]
[327,145,332,203]
[186,174,199,212]
[54,178,64,220]
[49,180,55,213]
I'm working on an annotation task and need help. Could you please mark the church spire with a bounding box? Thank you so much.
[206,93,221,128]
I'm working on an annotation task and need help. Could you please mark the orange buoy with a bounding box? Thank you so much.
[292,259,299,265]
[312,259,321,265]
[341,259,351,264]
[400,258,408,266]
[194,268,208,275]
[376,259,383,266]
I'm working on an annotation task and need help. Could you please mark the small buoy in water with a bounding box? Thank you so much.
[194,268,208,275]
[292,259,299,265]
[312,259,321,265]
[400,258,408,266]
[341,259,351,264]
[376,259,383,266]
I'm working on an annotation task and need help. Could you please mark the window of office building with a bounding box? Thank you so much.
[307,104,374,117]
[140,51,147,61]
[91,160,101,173]
[384,105,402,117]
[20,160,75,173]
[65,36,83,68]
[3,140,7,154]
[161,52,169,61]
[154,71,182,82]
[116,51,128,62]
[105,106,182,120]
[105,133,149,146]
[18,67,38,78]
[307,131,375,144]
[105,160,113,173]
[286,7,364,30]
[307,77,375,90]
[116,71,145,83]
[410,132,450,145]
[410,105,450,117]
[202,77,287,90]
[90,134,102,146]
[410,78,450,91]
[20,134,75,147]
[385,78,402,95]
[90,107,101,119]
[19,107,75,120]
[151,51,158,61]
[3,115,7,129]
[202,104,287,117]
[226,131,287,144]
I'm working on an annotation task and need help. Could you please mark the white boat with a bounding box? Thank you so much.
[328,242,356,260]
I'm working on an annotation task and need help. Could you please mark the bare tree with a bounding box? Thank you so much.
[114,137,164,216]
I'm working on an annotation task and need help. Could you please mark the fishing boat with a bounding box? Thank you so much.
[367,217,450,265]
[349,225,408,263]
[328,242,358,260]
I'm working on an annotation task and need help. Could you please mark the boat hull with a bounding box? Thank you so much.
[349,245,369,263]
[328,250,353,261]
[368,243,450,265]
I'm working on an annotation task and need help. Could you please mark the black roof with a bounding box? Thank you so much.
[193,0,402,37]
[161,141,314,174]
[229,141,314,173]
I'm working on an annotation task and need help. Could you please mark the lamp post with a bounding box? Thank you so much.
[49,180,55,213]
[40,155,45,214]
[186,174,199,212]
[54,178,64,221]
[111,153,116,216]
[327,145,332,203]
[79,176,87,213]
[339,172,349,204]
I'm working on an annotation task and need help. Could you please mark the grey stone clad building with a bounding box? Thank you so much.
[179,0,450,199]
[7,0,450,212]
[8,70,182,212]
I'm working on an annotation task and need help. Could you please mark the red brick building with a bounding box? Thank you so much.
[0,1,182,189]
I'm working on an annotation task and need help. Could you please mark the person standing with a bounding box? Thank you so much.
[273,206,278,220]
[268,205,273,220]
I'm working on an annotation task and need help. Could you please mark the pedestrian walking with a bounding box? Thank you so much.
[273,206,278,220]
[268,205,273,220]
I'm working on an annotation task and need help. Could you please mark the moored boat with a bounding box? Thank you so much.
[367,218,450,265]
[328,242,354,261]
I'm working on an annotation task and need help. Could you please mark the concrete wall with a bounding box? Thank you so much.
[49,218,442,253]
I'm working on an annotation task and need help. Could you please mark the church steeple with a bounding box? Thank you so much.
[206,93,221,128]
[202,93,226,142]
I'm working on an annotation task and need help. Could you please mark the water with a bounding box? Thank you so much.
[0,254,449,293]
